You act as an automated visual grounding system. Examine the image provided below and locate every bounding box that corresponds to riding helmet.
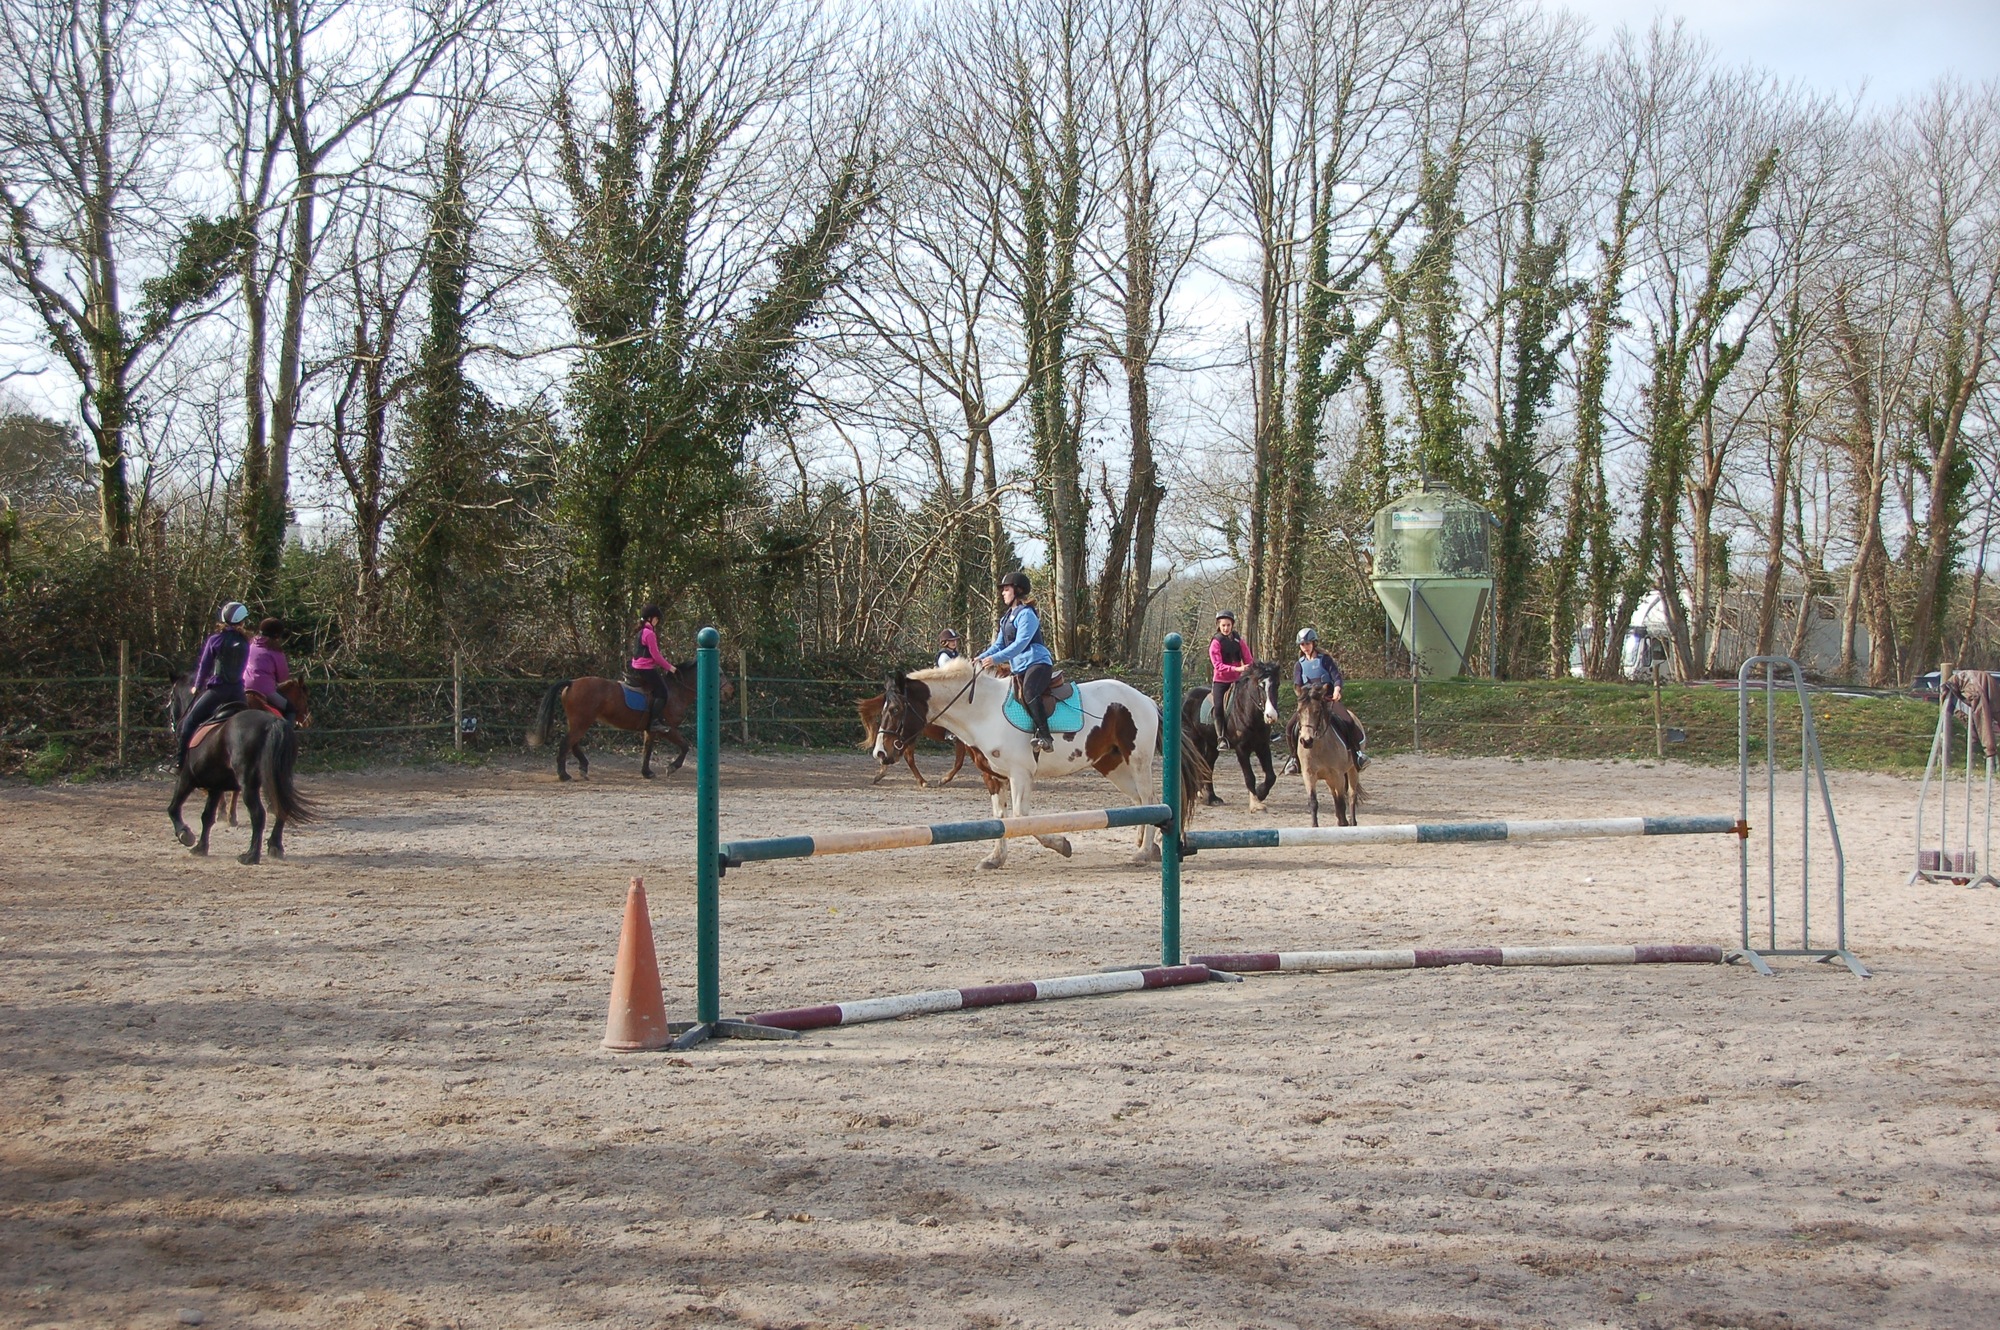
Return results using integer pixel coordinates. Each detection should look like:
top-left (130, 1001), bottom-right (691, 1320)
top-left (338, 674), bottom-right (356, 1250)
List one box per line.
top-left (1296, 627), bottom-right (1318, 644)
top-left (999, 570), bottom-right (1031, 595)
top-left (1215, 609), bottom-right (1236, 623)
top-left (219, 601), bottom-right (249, 626)
top-left (941, 628), bottom-right (959, 640)
top-left (640, 602), bottom-right (662, 622)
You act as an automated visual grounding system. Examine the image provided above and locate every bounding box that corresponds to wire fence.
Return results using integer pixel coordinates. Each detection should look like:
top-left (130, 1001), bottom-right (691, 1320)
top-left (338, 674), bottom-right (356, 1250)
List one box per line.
top-left (0, 650), bottom-right (1934, 776)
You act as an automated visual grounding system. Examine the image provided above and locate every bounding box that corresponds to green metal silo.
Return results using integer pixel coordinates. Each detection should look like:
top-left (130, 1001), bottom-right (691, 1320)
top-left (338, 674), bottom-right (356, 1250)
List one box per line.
top-left (1370, 483), bottom-right (1493, 678)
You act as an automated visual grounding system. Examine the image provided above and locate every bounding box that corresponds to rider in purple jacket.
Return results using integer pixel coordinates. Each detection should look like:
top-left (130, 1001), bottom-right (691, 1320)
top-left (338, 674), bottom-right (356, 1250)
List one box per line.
top-left (179, 602), bottom-right (252, 763)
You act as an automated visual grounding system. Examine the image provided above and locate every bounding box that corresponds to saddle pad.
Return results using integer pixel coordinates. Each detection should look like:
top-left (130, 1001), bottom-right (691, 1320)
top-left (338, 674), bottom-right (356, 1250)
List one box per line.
top-left (1198, 695), bottom-right (1215, 727)
top-left (621, 684), bottom-right (650, 713)
top-left (189, 720), bottom-right (227, 750)
top-left (1002, 689), bottom-right (1086, 735)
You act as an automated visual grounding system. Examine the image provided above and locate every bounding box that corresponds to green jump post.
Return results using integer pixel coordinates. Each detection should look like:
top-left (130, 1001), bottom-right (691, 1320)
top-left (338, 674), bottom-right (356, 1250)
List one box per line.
top-left (1161, 632), bottom-right (1184, 967)
top-left (695, 625), bottom-right (721, 1026)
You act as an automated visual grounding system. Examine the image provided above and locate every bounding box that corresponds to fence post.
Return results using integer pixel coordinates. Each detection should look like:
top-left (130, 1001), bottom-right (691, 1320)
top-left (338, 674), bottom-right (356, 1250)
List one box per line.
top-left (696, 626), bottom-right (721, 1026)
top-left (452, 650), bottom-right (464, 752)
top-left (1161, 632), bottom-right (1183, 967)
top-left (116, 640), bottom-right (129, 769)
top-left (738, 646), bottom-right (751, 744)
top-left (1652, 661), bottom-right (1664, 759)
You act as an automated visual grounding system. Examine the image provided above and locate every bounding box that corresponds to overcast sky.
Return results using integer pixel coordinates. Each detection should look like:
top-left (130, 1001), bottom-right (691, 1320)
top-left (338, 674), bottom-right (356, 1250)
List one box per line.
top-left (1557, 0), bottom-right (2000, 103)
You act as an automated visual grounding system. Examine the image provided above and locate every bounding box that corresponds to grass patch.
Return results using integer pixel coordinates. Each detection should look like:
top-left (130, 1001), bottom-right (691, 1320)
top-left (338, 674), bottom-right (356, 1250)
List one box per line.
top-left (1338, 677), bottom-right (1934, 772)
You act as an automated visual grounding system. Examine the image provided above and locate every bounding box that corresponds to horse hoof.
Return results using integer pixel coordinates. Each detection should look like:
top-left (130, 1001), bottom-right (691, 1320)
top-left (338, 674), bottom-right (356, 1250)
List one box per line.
top-left (188, 844), bottom-right (207, 857)
top-left (237, 851), bottom-right (259, 865)
top-left (1051, 837), bottom-right (1073, 859)
top-left (1204, 795), bottom-right (1224, 807)
top-left (174, 827), bottom-right (195, 847)
top-left (1248, 798), bottom-right (1265, 813)
top-left (978, 856), bottom-right (1003, 871)
top-left (641, 768), bottom-right (655, 780)
top-left (557, 772), bottom-right (571, 783)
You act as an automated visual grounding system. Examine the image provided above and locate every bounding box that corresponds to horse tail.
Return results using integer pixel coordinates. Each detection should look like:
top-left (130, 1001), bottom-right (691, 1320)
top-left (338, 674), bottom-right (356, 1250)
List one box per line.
top-left (1177, 737), bottom-right (1212, 829)
top-left (263, 717), bottom-right (316, 824)
top-left (531, 681), bottom-right (570, 748)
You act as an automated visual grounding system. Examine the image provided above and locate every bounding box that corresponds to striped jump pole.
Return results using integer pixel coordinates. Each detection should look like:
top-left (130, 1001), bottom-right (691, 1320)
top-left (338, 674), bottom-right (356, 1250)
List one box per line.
top-left (1189, 944), bottom-right (1726, 973)
top-left (750, 963), bottom-right (1214, 1033)
top-left (721, 805), bottom-right (1173, 869)
top-left (1184, 813), bottom-right (1745, 853)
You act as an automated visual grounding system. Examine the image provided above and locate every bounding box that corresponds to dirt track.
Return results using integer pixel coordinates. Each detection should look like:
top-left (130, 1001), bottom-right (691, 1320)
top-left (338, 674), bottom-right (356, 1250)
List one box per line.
top-left (3, 747), bottom-right (1997, 1329)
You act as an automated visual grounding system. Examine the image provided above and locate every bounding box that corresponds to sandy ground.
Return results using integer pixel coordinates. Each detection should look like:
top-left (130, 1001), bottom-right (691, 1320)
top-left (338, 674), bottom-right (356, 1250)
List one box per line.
top-left (2, 741), bottom-right (1997, 1330)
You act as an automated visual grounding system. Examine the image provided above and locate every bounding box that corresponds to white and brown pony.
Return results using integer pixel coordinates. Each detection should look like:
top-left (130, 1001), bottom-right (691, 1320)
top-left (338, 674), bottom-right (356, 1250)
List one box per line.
top-left (876, 658), bottom-right (1205, 869)
top-left (1292, 681), bottom-right (1361, 827)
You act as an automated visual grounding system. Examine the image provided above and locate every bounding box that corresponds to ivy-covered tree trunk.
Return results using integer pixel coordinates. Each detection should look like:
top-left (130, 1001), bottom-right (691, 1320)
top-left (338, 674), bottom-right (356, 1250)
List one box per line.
top-left (1486, 141), bottom-right (1579, 678)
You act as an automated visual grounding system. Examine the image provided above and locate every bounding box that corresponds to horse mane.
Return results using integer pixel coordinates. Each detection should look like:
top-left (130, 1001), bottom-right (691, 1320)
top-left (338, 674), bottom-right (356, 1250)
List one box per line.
top-left (909, 656), bottom-right (979, 684)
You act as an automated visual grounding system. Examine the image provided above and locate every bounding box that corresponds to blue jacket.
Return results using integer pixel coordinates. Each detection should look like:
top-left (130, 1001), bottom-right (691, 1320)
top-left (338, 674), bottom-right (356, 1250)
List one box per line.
top-left (981, 604), bottom-right (1053, 673)
top-left (1294, 652), bottom-right (1343, 690)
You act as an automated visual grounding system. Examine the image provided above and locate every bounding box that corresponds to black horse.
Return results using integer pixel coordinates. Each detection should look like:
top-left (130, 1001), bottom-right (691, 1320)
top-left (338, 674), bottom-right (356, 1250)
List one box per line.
top-left (166, 683), bottom-right (314, 862)
top-left (1181, 660), bottom-right (1282, 811)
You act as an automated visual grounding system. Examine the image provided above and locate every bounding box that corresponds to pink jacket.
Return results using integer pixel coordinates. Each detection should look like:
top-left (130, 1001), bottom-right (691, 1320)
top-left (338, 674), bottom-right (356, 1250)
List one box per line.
top-left (630, 623), bottom-right (675, 673)
top-left (243, 638), bottom-right (290, 699)
top-left (1209, 634), bottom-right (1254, 684)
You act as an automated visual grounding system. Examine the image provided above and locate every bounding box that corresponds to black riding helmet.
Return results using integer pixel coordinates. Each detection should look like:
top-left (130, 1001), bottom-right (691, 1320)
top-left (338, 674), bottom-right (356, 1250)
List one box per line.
top-left (999, 570), bottom-right (1031, 596)
top-left (640, 603), bottom-right (662, 623)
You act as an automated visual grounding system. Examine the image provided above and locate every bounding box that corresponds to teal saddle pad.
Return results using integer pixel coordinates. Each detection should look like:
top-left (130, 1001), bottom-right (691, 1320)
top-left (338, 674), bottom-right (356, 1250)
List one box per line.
top-left (1002, 689), bottom-right (1086, 735)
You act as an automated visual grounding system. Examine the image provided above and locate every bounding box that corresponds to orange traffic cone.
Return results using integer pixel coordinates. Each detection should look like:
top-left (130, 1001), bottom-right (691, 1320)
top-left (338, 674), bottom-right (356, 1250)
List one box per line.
top-left (602, 877), bottom-right (670, 1052)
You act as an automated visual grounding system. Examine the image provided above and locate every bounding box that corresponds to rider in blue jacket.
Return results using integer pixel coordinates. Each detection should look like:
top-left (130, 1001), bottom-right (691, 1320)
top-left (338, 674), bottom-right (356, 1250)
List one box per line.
top-left (978, 570), bottom-right (1056, 750)
top-left (1294, 627), bottom-right (1368, 769)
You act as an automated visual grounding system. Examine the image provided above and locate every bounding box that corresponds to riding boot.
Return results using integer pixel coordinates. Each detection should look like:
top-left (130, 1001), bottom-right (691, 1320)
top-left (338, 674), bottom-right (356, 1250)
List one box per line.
top-left (1029, 696), bottom-right (1054, 751)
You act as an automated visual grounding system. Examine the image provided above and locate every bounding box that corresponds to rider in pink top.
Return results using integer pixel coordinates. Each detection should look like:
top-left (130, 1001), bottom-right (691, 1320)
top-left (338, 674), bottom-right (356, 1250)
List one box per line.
top-left (243, 618), bottom-right (294, 716)
top-left (1209, 610), bottom-right (1255, 744)
top-left (625, 604), bottom-right (676, 730)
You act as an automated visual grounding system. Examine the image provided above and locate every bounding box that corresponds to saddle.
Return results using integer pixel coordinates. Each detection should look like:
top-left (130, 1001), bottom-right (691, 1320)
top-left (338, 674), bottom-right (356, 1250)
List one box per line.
top-left (621, 683), bottom-right (651, 714)
top-left (1010, 671), bottom-right (1073, 707)
top-left (187, 702), bottom-right (248, 752)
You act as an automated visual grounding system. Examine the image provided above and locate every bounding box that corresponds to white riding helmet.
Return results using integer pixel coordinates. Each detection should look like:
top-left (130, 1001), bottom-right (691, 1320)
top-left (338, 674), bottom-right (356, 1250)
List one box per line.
top-left (1296, 627), bottom-right (1318, 645)
top-left (219, 601), bottom-right (250, 626)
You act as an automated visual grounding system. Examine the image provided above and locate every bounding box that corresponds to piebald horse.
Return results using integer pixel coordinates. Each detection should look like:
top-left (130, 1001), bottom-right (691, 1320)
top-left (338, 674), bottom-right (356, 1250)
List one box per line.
top-left (877, 658), bottom-right (1206, 869)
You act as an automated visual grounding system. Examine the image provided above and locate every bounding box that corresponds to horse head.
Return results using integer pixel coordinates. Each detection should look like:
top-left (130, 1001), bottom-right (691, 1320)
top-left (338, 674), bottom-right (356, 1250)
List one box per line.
top-left (875, 673), bottom-right (912, 765)
top-left (279, 677), bottom-right (313, 729)
top-left (1296, 682), bottom-right (1328, 749)
top-left (1255, 661), bottom-right (1282, 724)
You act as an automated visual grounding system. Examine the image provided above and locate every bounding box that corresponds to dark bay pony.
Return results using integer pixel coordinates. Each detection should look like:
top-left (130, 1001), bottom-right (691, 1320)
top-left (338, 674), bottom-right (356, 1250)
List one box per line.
top-left (170, 675), bottom-right (313, 826)
top-left (857, 690), bottom-right (971, 787)
top-left (531, 666), bottom-right (733, 780)
top-left (1181, 660), bottom-right (1282, 811)
top-left (164, 684), bottom-right (315, 863)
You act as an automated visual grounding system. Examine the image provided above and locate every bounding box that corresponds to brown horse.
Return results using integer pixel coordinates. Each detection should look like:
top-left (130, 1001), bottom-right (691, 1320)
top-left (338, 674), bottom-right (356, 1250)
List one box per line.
top-left (531, 666), bottom-right (731, 780)
top-left (857, 691), bottom-right (972, 787)
top-left (1292, 681), bottom-right (1361, 827)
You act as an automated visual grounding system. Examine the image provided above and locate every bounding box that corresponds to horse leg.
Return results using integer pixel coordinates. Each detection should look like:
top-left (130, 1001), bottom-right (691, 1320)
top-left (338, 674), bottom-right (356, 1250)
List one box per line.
top-left (641, 731), bottom-right (655, 779)
top-left (1201, 730), bottom-right (1224, 806)
top-left (1104, 760), bottom-right (1157, 866)
top-left (238, 776), bottom-right (266, 865)
top-left (227, 790), bottom-right (239, 826)
top-left (663, 726), bottom-right (689, 772)
top-left (192, 788), bottom-right (222, 856)
top-left (1238, 743), bottom-right (1264, 813)
top-left (169, 770), bottom-right (198, 846)
top-left (1305, 767), bottom-right (1320, 828)
top-left (941, 739), bottom-right (965, 786)
top-left (979, 775), bottom-right (1016, 870)
top-left (555, 713), bottom-right (572, 781)
top-left (1254, 737), bottom-right (1277, 806)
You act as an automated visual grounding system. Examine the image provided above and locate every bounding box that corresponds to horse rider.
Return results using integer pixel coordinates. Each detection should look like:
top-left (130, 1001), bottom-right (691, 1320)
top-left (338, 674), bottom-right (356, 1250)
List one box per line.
top-left (1209, 610), bottom-right (1255, 746)
top-left (244, 618), bottom-right (295, 719)
top-left (626, 603), bottom-right (677, 732)
top-left (1294, 627), bottom-right (1368, 770)
top-left (936, 628), bottom-right (962, 669)
top-left (179, 601), bottom-right (252, 764)
top-left (977, 570), bottom-right (1056, 751)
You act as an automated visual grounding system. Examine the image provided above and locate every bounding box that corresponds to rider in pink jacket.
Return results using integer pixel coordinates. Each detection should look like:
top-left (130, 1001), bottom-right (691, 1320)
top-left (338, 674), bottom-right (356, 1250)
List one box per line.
top-left (1209, 610), bottom-right (1254, 744)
